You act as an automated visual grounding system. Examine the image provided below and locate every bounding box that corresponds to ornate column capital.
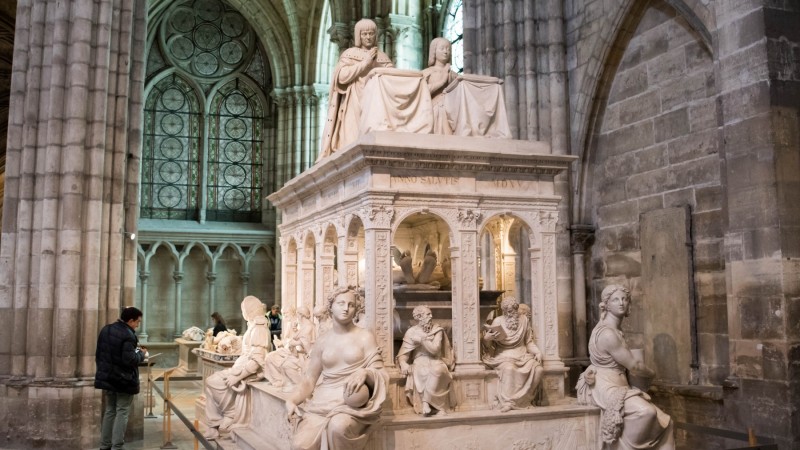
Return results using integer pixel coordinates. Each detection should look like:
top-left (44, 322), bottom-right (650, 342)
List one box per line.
top-left (360, 205), bottom-right (394, 229)
top-left (457, 208), bottom-right (482, 230)
top-left (172, 271), bottom-right (184, 283)
top-left (328, 22), bottom-right (352, 51)
top-left (569, 224), bottom-right (595, 254)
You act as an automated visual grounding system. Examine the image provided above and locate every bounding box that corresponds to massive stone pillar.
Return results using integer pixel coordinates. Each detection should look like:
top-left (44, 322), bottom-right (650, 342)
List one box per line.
top-left (463, 0), bottom-right (575, 359)
top-left (717, 2), bottom-right (800, 447)
top-left (0, 0), bottom-right (146, 447)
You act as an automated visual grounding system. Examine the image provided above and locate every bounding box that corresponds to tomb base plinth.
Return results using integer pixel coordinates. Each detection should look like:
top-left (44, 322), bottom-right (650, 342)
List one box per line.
top-left (232, 383), bottom-right (600, 450)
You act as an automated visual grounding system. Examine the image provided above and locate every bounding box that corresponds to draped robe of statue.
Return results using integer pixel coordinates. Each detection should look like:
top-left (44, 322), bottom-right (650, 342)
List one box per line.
top-left (292, 349), bottom-right (389, 450)
top-left (319, 47), bottom-right (393, 159)
top-left (422, 65), bottom-right (457, 135)
top-left (481, 315), bottom-right (542, 410)
top-left (397, 323), bottom-right (455, 414)
top-left (204, 315), bottom-right (269, 434)
top-left (576, 325), bottom-right (674, 449)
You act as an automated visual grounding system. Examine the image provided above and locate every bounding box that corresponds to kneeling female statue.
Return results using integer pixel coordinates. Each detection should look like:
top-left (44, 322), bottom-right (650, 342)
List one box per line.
top-left (576, 285), bottom-right (674, 449)
top-left (285, 286), bottom-right (389, 450)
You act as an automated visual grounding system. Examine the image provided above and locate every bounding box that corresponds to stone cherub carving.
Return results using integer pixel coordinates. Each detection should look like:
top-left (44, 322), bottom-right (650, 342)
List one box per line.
top-left (576, 285), bottom-right (674, 449)
top-left (285, 286), bottom-right (389, 450)
top-left (264, 305), bottom-right (316, 391)
top-left (318, 18), bottom-right (393, 160)
top-left (482, 297), bottom-right (543, 412)
top-left (204, 296), bottom-right (270, 439)
top-left (396, 305), bottom-right (455, 416)
top-left (422, 37), bottom-right (458, 135)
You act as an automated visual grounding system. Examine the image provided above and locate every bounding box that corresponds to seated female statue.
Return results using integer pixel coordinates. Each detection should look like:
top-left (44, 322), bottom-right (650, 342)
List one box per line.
top-left (285, 286), bottom-right (389, 450)
top-left (576, 285), bottom-right (674, 449)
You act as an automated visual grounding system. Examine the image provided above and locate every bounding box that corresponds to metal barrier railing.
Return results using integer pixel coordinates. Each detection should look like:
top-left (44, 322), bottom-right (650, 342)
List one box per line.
top-left (675, 422), bottom-right (778, 450)
top-left (151, 367), bottom-right (219, 450)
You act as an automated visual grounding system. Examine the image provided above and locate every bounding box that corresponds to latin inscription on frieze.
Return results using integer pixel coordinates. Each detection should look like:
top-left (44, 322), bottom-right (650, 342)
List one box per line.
top-left (394, 176), bottom-right (459, 185)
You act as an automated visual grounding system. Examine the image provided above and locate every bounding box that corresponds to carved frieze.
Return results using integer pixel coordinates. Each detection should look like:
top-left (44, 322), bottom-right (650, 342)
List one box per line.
top-left (541, 234), bottom-right (557, 357)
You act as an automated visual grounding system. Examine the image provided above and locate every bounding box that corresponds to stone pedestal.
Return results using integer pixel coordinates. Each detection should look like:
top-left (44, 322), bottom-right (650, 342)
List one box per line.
top-left (269, 131), bottom-right (576, 404)
top-left (174, 338), bottom-right (203, 376)
top-left (232, 383), bottom-right (601, 450)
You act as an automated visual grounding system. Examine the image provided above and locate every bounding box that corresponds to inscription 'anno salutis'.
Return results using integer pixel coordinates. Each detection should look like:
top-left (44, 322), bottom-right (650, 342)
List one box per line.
top-left (396, 176), bottom-right (458, 185)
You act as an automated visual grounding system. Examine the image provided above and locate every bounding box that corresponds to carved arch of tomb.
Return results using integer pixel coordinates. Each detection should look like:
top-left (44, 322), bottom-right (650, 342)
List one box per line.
top-left (299, 231), bottom-right (317, 310)
top-left (284, 238), bottom-right (299, 311)
top-left (572, 0), bottom-right (715, 224)
top-left (392, 207), bottom-right (458, 244)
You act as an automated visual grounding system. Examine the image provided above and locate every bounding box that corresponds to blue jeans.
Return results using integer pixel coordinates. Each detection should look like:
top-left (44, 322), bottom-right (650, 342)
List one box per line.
top-left (99, 390), bottom-right (134, 450)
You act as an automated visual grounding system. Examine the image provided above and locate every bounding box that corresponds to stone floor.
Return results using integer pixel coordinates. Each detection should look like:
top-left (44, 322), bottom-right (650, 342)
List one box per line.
top-left (126, 377), bottom-right (234, 450)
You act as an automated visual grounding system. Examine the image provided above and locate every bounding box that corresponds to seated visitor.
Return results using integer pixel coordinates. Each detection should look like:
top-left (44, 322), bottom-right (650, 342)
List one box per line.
top-left (211, 311), bottom-right (227, 337)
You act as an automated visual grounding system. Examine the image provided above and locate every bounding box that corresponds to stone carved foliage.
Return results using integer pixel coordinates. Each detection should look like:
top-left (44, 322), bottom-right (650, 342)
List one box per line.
top-left (360, 205), bottom-right (394, 229)
top-left (542, 234), bottom-right (557, 356)
top-left (569, 224), bottom-right (595, 254)
top-left (460, 232), bottom-right (479, 359)
top-left (373, 231), bottom-right (392, 359)
top-left (457, 209), bottom-right (482, 230)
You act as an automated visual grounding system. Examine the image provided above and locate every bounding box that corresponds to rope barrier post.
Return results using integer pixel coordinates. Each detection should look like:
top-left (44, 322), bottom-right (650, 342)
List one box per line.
top-left (145, 354), bottom-right (160, 419)
top-left (194, 419), bottom-right (200, 450)
top-left (160, 367), bottom-right (178, 449)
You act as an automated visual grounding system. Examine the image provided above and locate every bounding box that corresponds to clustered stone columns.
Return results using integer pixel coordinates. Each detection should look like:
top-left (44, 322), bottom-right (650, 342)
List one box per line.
top-left (0, 0), bottom-right (146, 447)
top-left (272, 86), bottom-right (323, 189)
top-left (569, 225), bottom-right (594, 360)
top-left (463, 0), bottom-right (575, 361)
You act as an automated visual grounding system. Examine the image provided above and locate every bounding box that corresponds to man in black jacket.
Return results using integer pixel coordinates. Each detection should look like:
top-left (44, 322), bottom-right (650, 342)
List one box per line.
top-left (95, 307), bottom-right (148, 450)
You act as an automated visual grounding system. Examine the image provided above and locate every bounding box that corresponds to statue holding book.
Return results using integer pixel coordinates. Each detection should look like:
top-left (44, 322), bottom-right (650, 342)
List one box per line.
top-left (481, 297), bottom-right (543, 412)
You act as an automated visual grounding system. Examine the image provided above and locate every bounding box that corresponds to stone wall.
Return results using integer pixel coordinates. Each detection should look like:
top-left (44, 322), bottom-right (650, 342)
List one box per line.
top-left (562, 0), bottom-right (800, 447)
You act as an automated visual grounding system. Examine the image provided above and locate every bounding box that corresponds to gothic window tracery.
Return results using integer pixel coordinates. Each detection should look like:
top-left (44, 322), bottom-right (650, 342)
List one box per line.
top-left (142, 0), bottom-right (272, 223)
top-left (443, 0), bottom-right (463, 73)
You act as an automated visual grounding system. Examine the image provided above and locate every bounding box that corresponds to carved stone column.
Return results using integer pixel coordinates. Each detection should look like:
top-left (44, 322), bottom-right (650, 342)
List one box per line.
top-left (388, 14), bottom-right (423, 70)
top-left (172, 271), bottom-right (184, 337)
top-left (138, 271), bottom-right (150, 342)
top-left (299, 243), bottom-right (316, 311)
top-left (451, 209), bottom-right (483, 370)
top-left (318, 235), bottom-right (336, 308)
top-left (281, 236), bottom-right (298, 312)
top-left (360, 205), bottom-right (394, 366)
top-left (240, 272), bottom-right (250, 300)
top-left (570, 225), bottom-right (594, 359)
top-left (207, 272), bottom-right (218, 318)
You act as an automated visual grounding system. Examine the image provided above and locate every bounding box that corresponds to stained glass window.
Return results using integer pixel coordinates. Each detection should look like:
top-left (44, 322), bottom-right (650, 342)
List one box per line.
top-left (143, 0), bottom-right (270, 223)
top-left (142, 74), bottom-right (202, 220)
top-left (443, 0), bottom-right (463, 73)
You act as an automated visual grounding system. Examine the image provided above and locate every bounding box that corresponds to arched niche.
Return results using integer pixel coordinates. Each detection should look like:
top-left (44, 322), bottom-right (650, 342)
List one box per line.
top-left (284, 238), bottom-right (298, 312)
top-left (391, 212), bottom-right (453, 354)
top-left (299, 232), bottom-right (317, 311)
top-left (320, 224), bottom-right (338, 305)
top-left (345, 216), bottom-right (365, 288)
top-left (479, 214), bottom-right (534, 322)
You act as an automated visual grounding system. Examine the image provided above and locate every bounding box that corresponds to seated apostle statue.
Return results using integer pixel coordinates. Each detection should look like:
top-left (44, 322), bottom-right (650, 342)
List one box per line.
top-left (576, 285), bottom-right (674, 449)
top-left (264, 305), bottom-right (316, 391)
top-left (396, 305), bottom-right (455, 416)
top-left (481, 296), bottom-right (543, 412)
top-left (285, 286), bottom-right (389, 450)
top-left (203, 296), bottom-right (270, 439)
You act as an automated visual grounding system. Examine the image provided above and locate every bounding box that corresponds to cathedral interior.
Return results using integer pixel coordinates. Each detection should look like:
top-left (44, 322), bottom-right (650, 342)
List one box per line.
top-left (0, 0), bottom-right (798, 448)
